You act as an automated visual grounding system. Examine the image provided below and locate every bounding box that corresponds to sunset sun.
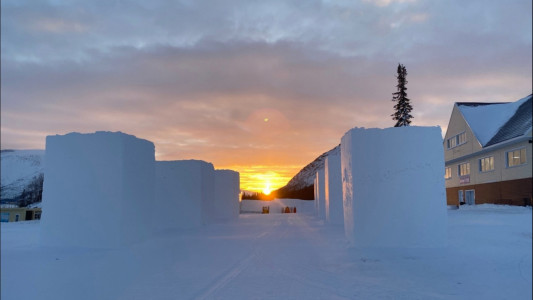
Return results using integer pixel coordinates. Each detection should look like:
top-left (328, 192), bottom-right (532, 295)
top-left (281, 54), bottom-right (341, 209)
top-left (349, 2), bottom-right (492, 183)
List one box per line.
top-left (262, 183), bottom-right (272, 195)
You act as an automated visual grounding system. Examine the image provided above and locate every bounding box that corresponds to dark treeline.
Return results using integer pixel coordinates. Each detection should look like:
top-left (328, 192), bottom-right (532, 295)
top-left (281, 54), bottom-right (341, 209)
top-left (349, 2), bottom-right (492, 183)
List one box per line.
top-left (274, 185), bottom-right (314, 200)
top-left (18, 174), bottom-right (44, 207)
top-left (241, 184), bottom-right (315, 201)
top-left (241, 191), bottom-right (275, 201)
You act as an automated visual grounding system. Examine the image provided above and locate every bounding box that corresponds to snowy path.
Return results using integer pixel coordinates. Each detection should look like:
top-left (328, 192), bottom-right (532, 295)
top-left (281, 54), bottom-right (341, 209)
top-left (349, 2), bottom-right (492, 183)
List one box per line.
top-left (1, 206), bottom-right (532, 300)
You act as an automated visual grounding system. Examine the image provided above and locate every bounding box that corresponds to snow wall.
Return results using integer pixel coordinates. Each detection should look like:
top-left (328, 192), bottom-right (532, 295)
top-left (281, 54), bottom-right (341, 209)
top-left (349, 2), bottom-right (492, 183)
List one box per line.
top-left (214, 169), bottom-right (240, 221)
top-left (316, 169), bottom-right (326, 220)
top-left (154, 160), bottom-right (214, 231)
top-left (314, 175), bottom-right (319, 214)
top-left (41, 131), bottom-right (155, 248)
top-left (325, 153), bottom-right (344, 225)
top-left (341, 126), bottom-right (447, 247)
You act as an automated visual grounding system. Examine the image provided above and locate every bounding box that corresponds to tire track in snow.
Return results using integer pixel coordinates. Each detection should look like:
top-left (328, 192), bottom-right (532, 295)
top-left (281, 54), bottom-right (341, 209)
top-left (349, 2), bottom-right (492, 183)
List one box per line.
top-left (194, 252), bottom-right (257, 300)
top-left (194, 217), bottom-right (283, 299)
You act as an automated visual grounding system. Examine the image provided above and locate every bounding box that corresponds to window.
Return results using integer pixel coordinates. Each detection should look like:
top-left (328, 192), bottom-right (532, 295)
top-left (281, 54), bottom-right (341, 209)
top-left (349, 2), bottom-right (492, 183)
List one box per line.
top-left (447, 132), bottom-right (467, 149)
top-left (507, 148), bottom-right (527, 167)
top-left (458, 162), bottom-right (470, 176)
top-left (1, 213), bottom-right (9, 223)
top-left (445, 167), bottom-right (452, 179)
top-left (479, 156), bottom-right (494, 172)
top-left (458, 132), bottom-right (466, 145)
top-left (447, 137), bottom-right (456, 149)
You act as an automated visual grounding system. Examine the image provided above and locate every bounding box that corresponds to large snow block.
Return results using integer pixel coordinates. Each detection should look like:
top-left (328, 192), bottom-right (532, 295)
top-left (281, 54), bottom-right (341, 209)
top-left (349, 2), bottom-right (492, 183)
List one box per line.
top-left (314, 174), bottom-right (319, 214)
top-left (316, 169), bottom-right (326, 220)
top-left (41, 131), bottom-right (155, 248)
top-left (325, 153), bottom-right (344, 225)
top-left (154, 161), bottom-right (208, 230)
top-left (155, 160), bottom-right (215, 230)
top-left (214, 170), bottom-right (240, 221)
top-left (341, 127), bottom-right (447, 247)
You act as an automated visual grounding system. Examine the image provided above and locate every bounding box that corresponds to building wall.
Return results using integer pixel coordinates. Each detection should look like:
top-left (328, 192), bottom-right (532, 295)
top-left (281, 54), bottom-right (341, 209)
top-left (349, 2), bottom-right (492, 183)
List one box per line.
top-left (0, 208), bottom-right (42, 222)
top-left (445, 139), bottom-right (532, 188)
top-left (443, 103), bottom-right (532, 206)
top-left (0, 208), bottom-right (27, 222)
top-left (446, 178), bottom-right (532, 206)
top-left (443, 105), bottom-right (481, 162)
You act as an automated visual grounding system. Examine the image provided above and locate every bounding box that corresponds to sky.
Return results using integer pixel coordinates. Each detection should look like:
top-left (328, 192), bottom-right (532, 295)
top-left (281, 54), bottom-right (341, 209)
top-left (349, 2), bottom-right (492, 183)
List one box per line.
top-left (1, 0), bottom-right (532, 192)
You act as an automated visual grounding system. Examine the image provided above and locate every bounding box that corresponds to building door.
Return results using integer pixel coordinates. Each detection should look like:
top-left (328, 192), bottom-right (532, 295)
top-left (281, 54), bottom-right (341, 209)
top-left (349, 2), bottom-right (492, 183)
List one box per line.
top-left (465, 190), bottom-right (475, 205)
top-left (458, 190), bottom-right (464, 205)
top-left (15, 214), bottom-right (20, 222)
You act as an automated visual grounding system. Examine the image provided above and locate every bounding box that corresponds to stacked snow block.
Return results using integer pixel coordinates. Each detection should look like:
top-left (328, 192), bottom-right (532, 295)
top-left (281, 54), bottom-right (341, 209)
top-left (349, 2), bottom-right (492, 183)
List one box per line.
top-left (325, 153), bottom-right (344, 225)
top-left (315, 168), bottom-right (326, 220)
top-left (341, 126), bottom-right (447, 247)
top-left (41, 132), bottom-right (155, 248)
top-left (214, 169), bottom-right (240, 221)
top-left (314, 175), bottom-right (319, 214)
top-left (155, 160), bottom-right (215, 231)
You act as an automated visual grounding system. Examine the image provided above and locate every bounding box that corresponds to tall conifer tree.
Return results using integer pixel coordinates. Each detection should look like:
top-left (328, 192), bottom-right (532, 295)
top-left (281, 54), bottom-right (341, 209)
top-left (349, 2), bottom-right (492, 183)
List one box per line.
top-left (391, 63), bottom-right (413, 127)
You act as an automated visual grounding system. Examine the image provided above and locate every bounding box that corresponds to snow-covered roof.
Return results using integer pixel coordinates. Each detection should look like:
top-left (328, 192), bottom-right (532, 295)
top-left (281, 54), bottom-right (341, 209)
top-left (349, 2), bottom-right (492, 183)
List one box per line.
top-left (457, 94), bottom-right (532, 147)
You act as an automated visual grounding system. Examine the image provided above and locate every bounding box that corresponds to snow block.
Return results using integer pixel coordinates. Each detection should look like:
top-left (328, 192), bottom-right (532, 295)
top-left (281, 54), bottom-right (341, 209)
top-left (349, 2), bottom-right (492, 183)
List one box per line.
top-left (214, 169), bottom-right (240, 221)
top-left (41, 131), bottom-right (155, 248)
top-left (316, 168), bottom-right (326, 220)
top-left (155, 160), bottom-right (215, 230)
top-left (325, 153), bottom-right (344, 225)
top-left (154, 161), bottom-right (207, 230)
top-left (341, 127), bottom-right (447, 247)
top-left (314, 174), bottom-right (319, 214)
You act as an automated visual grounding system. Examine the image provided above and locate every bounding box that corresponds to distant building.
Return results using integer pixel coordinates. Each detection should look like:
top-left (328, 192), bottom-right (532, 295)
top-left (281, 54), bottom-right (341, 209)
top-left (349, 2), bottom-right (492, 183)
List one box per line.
top-left (443, 94), bottom-right (532, 206)
top-left (0, 207), bottom-right (42, 222)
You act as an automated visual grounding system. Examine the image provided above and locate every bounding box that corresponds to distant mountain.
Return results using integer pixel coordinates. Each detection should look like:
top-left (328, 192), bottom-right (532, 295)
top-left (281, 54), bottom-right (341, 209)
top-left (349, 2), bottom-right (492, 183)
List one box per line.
top-left (274, 145), bottom-right (340, 200)
top-left (1, 150), bottom-right (45, 201)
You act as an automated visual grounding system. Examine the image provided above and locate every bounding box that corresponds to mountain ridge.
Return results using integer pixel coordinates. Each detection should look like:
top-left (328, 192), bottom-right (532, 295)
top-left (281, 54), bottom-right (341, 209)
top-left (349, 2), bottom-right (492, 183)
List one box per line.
top-left (274, 145), bottom-right (339, 200)
top-left (1, 149), bottom-right (45, 201)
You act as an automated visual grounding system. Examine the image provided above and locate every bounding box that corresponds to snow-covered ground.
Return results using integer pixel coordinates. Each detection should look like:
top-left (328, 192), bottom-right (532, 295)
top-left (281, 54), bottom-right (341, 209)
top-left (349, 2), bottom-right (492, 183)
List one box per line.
top-left (1, 204), bottom-right (531, 300)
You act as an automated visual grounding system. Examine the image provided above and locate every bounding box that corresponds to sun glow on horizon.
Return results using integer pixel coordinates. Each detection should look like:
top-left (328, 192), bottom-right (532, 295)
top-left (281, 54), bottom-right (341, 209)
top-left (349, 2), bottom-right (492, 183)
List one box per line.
top-left (219, 164), bottom-right (301, 193)
top-left (263, 182), bottom-right (272, 195)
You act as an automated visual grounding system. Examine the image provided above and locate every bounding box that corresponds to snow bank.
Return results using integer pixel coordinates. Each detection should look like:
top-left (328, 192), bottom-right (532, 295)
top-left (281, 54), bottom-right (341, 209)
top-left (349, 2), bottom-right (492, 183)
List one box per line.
top-left (41, 131), bottom-right (155, 248)
top-left (341, 126), bottom-right (447, 247)
top-left (315, 169), bottom-right (326, 219)
top-left (325, 152), bottom-right (343, 225)
top-left (214, 169), bottom-right (240, 221)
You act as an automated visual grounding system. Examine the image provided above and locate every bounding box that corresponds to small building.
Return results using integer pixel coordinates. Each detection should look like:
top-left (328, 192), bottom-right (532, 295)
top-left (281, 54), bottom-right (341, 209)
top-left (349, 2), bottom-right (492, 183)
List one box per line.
top-left (1, 207), bottom-right (42, 222)
top-left (443, 94), bottom-right (532, 206)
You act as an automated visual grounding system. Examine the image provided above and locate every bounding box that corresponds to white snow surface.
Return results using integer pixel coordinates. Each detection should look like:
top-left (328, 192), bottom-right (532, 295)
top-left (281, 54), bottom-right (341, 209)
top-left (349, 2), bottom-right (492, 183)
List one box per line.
top-left (1, 204), bottom-right (531, 300)
top-left (458, 95), bottom-right (529, 146)
top-left (341, 126), bottom-right (447, 247)
top-left (0, 150), bottom-right (44, 199)
top-left (155, 160), bottom-right (214, 231)
top-left (325, 152), bottom-right (344, 225)
top-left (41, 132), bottom-right (156, 248)
top-left (214, 169), bottom-right (240, 221)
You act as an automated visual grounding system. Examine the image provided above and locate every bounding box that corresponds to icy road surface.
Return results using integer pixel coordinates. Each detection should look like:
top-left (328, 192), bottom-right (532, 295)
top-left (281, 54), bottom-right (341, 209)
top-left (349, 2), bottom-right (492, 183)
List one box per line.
top-left (1, 205), bottom-right (532, 299)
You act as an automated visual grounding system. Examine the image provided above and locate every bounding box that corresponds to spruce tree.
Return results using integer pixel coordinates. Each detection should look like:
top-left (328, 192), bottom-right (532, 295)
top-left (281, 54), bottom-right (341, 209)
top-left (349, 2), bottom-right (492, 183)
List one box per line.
top-left (391, 63), bottom-right (413, 127)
